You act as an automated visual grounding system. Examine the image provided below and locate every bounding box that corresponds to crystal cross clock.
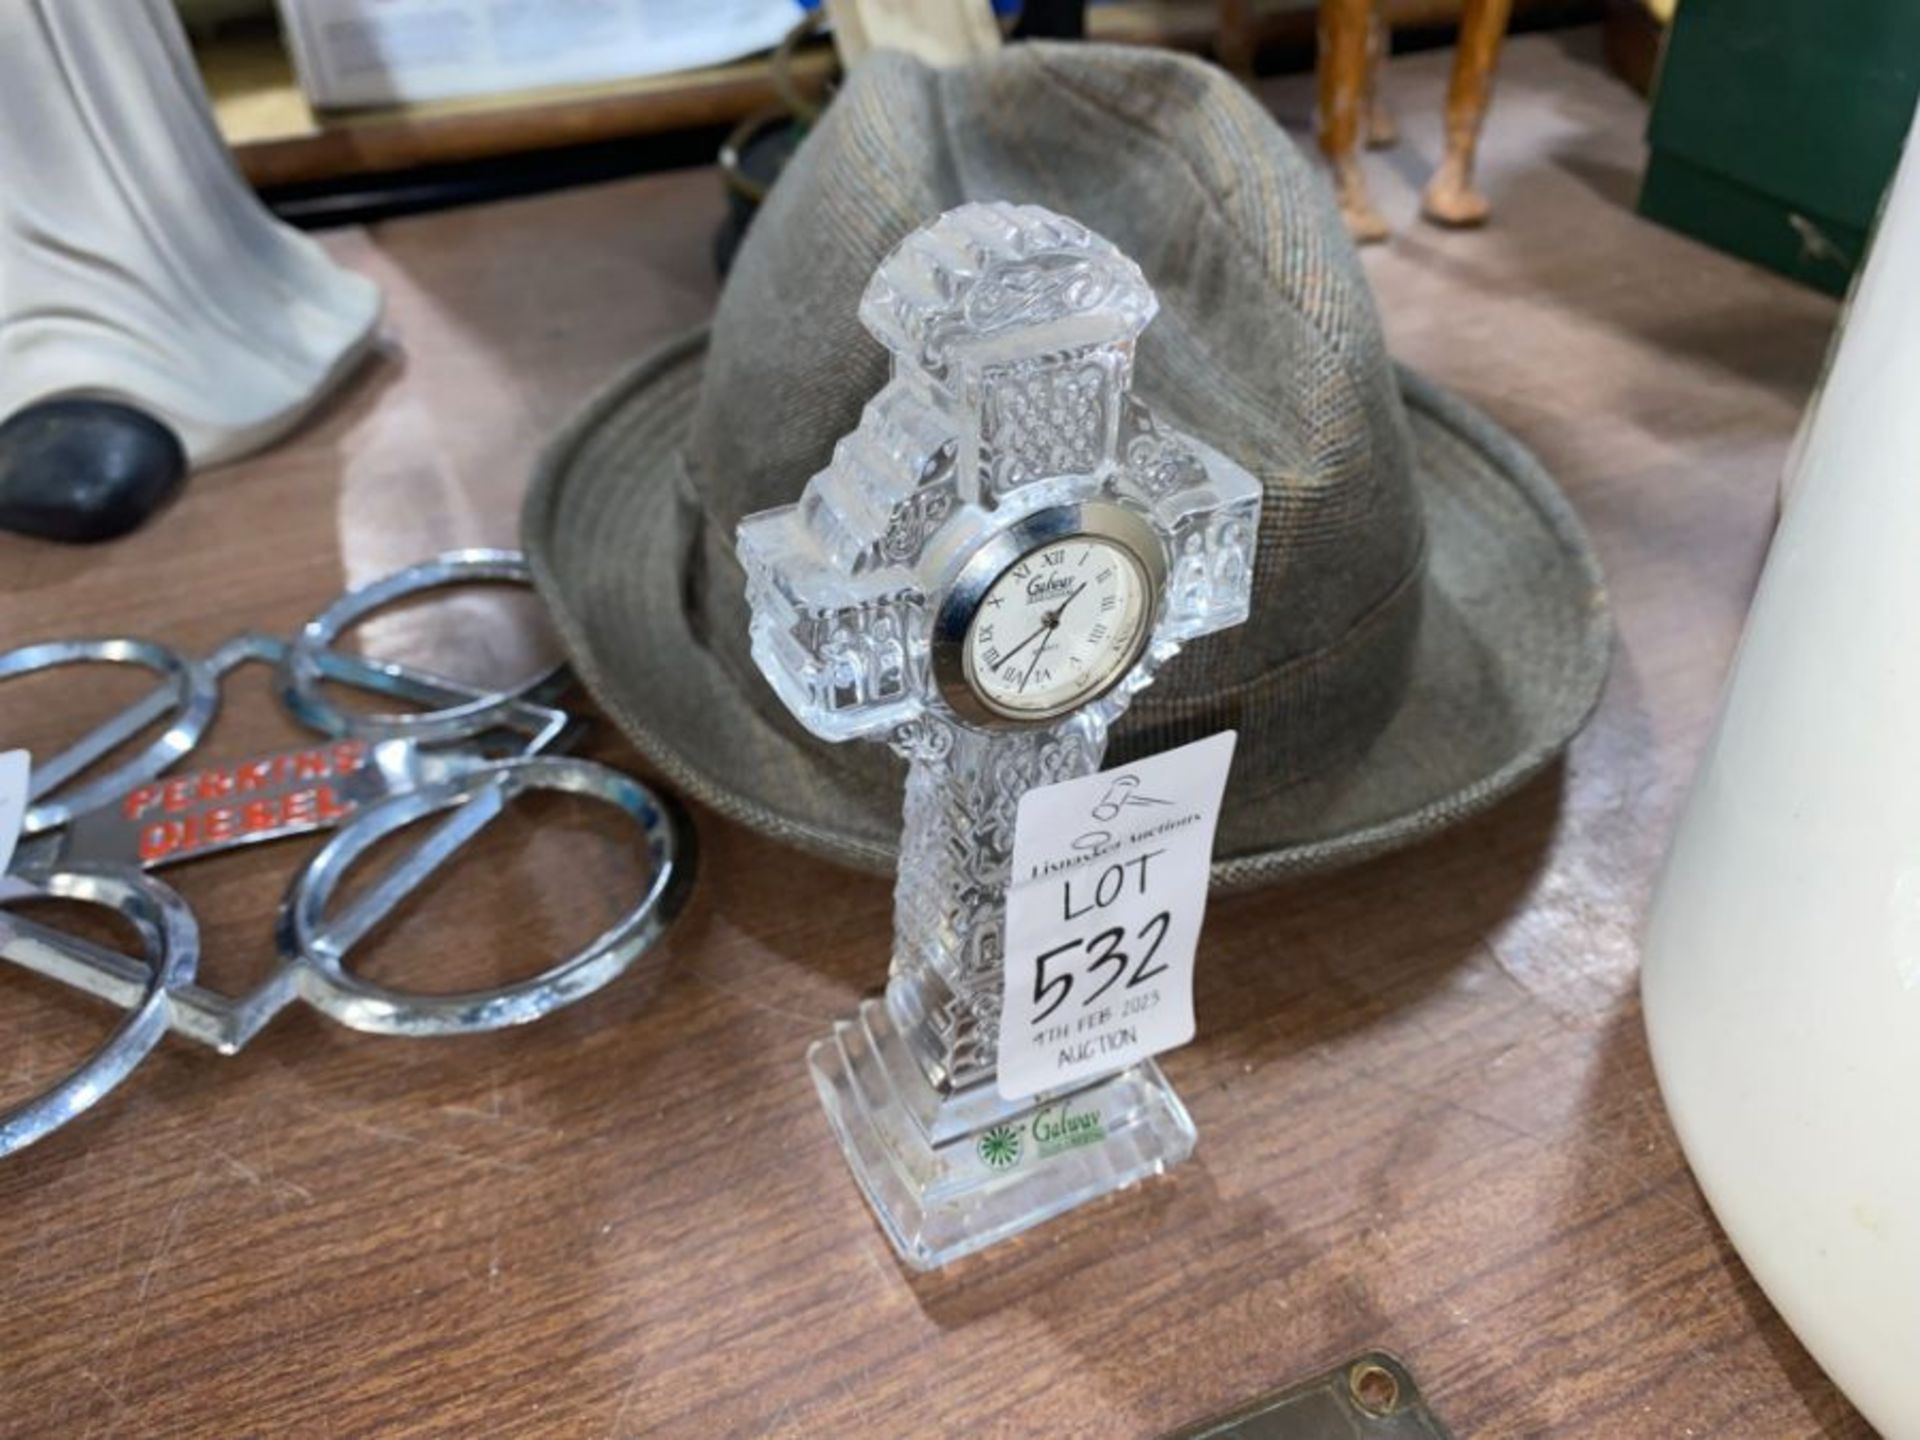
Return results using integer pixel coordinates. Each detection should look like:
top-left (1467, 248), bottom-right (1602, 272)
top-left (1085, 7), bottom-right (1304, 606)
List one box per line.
top-left (740, 202), bottom-right (1260, 1268)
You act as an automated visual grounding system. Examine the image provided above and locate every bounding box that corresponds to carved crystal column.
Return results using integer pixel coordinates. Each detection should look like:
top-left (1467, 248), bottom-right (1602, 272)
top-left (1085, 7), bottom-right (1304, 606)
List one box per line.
top-left (741, 203), bottom-right (1258, 1267)
top-left (888, 714), bottom-right (1105, 1096)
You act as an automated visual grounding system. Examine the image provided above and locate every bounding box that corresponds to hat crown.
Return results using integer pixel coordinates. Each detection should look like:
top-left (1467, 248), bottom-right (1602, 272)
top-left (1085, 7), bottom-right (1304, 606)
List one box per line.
top-left (687, 42), bottom-right (1425, 789)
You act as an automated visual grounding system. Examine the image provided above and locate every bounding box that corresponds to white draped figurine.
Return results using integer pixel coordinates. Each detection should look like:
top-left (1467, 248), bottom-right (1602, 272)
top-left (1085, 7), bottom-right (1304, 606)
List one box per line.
top-left (0, 0), bottom-right (379, 468)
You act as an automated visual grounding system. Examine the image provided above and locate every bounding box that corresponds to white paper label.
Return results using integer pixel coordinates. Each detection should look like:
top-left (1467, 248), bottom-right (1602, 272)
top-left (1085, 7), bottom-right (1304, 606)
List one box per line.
top-left (0, 750), bottom-right (27, 883)
top-left (280, 0), bottom-right (801, 107)
top-left (997, 731), bottom-right (1237, 1102)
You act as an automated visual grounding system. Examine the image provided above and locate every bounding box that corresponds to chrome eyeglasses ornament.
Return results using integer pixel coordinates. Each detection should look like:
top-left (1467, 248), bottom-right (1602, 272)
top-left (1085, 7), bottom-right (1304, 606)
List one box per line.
top-left (0, 551), bottom-right (692, 1158)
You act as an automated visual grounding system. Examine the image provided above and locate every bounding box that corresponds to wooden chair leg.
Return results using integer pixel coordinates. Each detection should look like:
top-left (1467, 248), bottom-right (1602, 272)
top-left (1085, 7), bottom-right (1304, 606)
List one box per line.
top-left (1318, 0), bottom-right (1389, 242)
top-left (1218, 0), bottom-right (1257, 78)
top-left (1364, 3), bottom-right (1396, 148)
top-left (1421, 0), bottom-right (1514, 227)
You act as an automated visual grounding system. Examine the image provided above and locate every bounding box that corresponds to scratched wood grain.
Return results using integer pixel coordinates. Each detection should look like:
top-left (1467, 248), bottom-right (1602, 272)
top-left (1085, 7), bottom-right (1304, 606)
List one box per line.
top-left (0, 34), bottom-right (1868, 1439)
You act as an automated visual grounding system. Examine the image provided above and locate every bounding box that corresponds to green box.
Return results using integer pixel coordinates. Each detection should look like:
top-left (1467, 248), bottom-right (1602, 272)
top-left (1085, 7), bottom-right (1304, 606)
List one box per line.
top-left (1639, 0), bottom-right (1920, 295)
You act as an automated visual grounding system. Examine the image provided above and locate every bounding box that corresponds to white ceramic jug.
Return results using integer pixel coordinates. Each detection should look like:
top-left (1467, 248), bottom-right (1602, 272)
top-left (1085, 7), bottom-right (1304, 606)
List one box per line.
top-left (1642, 105), bottom-right (1920, 1436)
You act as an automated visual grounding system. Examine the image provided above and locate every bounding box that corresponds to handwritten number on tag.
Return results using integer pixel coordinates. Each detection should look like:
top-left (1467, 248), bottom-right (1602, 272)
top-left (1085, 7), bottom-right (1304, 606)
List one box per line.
top-left (1131, 911), bottom-right (1171, 983)
top-left (1031, 910), bottom-right (1173, 1023)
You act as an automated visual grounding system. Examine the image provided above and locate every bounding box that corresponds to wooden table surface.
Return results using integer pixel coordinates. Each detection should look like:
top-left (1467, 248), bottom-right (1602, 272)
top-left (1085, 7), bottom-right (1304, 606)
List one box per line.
top-left (0, 34), bottom-right (1866, 1439)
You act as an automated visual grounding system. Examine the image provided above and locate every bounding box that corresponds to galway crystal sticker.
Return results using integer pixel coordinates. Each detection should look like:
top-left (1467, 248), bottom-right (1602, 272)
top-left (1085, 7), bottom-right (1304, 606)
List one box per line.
top-left (952, 1091), bottom-right (1138, 1183)
top-left (999, 731), bottom-right (1237, 1102)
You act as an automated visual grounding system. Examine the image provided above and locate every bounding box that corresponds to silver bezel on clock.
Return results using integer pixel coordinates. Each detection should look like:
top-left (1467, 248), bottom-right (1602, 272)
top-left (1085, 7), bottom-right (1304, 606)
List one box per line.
top-left (932, 500), bottom-right (1167, 728)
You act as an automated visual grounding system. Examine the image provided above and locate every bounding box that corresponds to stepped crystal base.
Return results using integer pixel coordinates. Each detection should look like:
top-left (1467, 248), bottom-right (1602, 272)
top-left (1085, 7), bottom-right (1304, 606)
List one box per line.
top-left (808, 996), bottom-right (1197, 1270)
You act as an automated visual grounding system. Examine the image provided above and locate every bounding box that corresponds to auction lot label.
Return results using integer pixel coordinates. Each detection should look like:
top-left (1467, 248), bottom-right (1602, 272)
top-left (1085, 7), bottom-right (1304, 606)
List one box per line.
top-left (998, 731), bottom-right (1236, 1102)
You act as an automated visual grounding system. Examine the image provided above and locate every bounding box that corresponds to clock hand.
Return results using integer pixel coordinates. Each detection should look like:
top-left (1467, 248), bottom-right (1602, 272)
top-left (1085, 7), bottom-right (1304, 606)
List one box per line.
top-left (1051, 581), bottom-right (1090, 620)
top-left (1021, 626), bottom-right (1055, 692)
top-left (996, 618), bottom-right (1051, 668)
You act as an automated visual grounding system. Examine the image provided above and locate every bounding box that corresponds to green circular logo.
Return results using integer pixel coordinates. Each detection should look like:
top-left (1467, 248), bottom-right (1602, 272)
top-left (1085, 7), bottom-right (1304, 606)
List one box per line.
top-left (978, 1124), bottom-right (1023, 1169)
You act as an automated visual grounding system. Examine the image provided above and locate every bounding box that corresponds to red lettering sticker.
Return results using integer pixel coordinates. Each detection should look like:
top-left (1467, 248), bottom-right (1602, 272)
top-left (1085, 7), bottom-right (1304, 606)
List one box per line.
top-left (140, 820), bottom-right (183, 863)
top-left (202, 805), bottom-right (239, 844)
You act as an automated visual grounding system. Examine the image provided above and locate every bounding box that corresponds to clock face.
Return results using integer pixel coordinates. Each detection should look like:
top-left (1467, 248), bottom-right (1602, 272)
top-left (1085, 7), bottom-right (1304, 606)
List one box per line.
top-left (961, 535), bottom-right (1153, 720)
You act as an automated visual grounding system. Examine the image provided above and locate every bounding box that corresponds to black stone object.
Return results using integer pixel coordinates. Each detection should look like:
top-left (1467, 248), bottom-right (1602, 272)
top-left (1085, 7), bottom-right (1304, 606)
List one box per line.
top-left (0, 398), bottom-right (187, 543)
top-left (1012, 0), bottom-right (1087, 39)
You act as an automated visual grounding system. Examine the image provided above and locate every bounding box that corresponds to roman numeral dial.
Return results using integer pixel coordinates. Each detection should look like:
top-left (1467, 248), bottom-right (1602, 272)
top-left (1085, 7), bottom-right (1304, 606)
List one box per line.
top-left (960, 533), bottom-right (1151, 720)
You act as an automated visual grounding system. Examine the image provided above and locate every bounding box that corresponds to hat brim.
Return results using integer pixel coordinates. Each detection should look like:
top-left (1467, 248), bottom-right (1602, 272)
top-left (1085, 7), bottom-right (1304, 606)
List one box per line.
top-left (524, 329), bottom-right (1609, 893)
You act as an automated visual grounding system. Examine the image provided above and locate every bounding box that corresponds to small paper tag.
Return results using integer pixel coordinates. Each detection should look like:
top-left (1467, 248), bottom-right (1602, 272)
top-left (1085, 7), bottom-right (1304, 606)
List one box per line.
top-left (0, 750), bottom-right (28, 883)
top-left (998, 731), bottom-right (1237, 1102)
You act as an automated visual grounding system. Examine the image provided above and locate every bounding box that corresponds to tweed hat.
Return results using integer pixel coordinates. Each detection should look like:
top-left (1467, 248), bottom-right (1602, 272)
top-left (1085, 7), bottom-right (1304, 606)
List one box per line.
top-left (523, 42), bottom-right (1610, 891)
